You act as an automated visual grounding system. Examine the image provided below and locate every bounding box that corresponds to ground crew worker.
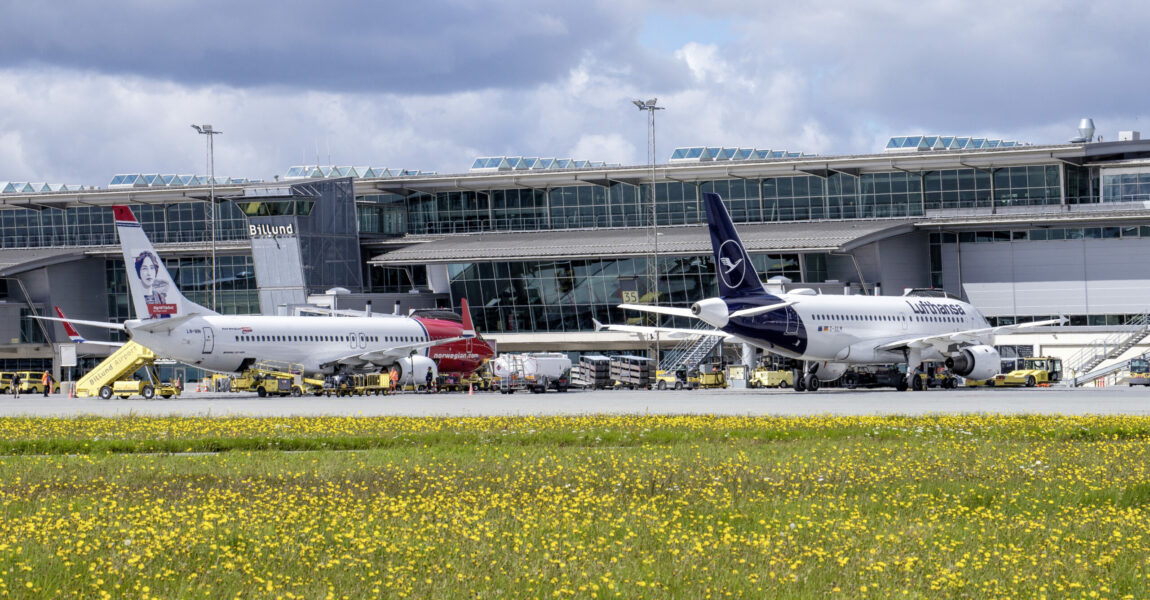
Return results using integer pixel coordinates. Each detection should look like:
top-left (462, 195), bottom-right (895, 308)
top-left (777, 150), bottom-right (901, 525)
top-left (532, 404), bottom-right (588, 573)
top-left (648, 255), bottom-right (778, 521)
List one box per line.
top-left (41, 371), bottom-right (51, 396)
top-left (10, 372), bottom-right (20, 398)
top-left (425, 366), bottom-right (434, 393)
top-left (389, 368), bottom-right (398, 393)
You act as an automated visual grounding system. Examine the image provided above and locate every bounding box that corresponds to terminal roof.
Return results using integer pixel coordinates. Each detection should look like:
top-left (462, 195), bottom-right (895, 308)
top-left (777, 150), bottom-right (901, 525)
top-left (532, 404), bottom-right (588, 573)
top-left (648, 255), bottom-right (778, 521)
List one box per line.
top-left (368, 219), bottom-right (916, 265)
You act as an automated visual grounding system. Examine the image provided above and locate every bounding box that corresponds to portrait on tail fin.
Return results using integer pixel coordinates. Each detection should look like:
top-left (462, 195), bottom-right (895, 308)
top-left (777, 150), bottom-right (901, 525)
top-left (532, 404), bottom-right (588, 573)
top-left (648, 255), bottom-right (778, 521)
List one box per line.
top-left (133, 250), bottom-right (174, 318)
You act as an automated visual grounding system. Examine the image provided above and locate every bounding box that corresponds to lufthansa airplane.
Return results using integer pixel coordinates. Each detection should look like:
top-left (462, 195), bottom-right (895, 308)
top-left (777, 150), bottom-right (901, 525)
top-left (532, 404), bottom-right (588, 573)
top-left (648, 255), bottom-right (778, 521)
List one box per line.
top-left (42, 205), bottom-right (493, 380)
top-left (613, 193), bottom-right (1062, 391)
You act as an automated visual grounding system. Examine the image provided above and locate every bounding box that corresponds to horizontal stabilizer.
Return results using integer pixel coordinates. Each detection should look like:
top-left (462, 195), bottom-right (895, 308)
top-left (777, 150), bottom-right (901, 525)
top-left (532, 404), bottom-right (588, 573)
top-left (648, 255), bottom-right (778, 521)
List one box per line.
top-left (617, 303), bottom-right (696, 318)
top-left (32, 315), bottom-right (127, 331)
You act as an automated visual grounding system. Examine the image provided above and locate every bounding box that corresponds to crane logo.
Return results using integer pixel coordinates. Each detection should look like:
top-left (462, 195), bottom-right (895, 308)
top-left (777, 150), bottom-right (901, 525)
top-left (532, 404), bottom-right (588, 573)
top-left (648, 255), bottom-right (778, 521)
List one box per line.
top-left (718, 239), bottom-right (747, 289)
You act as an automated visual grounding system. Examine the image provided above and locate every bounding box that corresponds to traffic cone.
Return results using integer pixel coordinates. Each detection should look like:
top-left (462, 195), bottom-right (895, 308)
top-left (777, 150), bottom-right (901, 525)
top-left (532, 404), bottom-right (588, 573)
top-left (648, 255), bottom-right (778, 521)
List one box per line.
top-left (469, 383), bottom-right (474, 396)
top-left (68, 383), bottom-right (74, 399)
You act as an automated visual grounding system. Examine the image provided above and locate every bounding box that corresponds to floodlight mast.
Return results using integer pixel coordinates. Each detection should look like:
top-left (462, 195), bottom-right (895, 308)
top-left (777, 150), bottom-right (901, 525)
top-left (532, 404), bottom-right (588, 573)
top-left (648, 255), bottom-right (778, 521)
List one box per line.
top-left (191, 124), bottom-right (222, 312)
top-left (633, 98), bottom-right (665, 364)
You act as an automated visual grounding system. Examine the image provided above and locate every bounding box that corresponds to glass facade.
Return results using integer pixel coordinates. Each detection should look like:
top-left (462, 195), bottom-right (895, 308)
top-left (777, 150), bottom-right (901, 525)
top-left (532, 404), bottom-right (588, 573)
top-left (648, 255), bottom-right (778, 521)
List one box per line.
top-left (375, 168), bottom-right (1067, 237)
top-left (447, 253), bottom-right (811, 334)
top-left (1102, 168), bottom-right (1150, 203)
top-left (0, 202), bottom-right (249, 249)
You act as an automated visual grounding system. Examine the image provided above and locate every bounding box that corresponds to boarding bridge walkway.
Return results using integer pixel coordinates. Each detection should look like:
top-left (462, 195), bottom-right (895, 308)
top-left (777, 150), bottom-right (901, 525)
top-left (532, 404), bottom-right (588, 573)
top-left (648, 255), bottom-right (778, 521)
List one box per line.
top-left (75, 341), bottom-right (156, 397)
top-left (1062, 313), bottom-right (1150, 384)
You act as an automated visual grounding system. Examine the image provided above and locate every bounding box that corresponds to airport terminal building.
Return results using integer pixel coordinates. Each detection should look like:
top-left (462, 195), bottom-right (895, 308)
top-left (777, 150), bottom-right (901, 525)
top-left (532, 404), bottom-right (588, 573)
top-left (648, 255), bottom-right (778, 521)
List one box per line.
top-left (4, 129), bottom-right (1150, 379)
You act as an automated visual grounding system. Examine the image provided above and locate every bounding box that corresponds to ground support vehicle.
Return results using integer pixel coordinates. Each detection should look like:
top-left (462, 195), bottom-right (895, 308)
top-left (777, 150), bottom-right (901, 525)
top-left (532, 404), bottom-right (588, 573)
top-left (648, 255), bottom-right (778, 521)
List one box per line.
top-left (232, 370), bottom-right (296, 397)
top-left (654, 368), bottom-right (698, 390)
top-left (324, 370), bottom-right (391, 395)
top-left (462, 371), bottom-right (492, 392)
top-left (231, 361), bottom-right (324, 397)
top-left (691, 363), bottom-right (728, 389)
top-left (436, 372), bottom-right (485, 392)
top-left (841, 366), bottom-right (909, 390)
top-left (493, 353), bottom-right (572, 393)
top-left (992, 357), bottom-right (1063, 387)
top-left (73, 342), bottom-right (161, 398)
top-left (911, 362), bottom-right (957, 390)
top-left (2, 371), bottom-right (62, 395)
top-left (747, 368), bottom-right (793, 389)
top-left (609, 355), bottom-right (654, 390)
top-left (1128, 357), bottom-right (1150, 386)
top-left (101, 378), bottom-right (181, 400)
top-left (320, 373), bottom-right (387, 396)
top-left (696, 370), bottom-right (727, 389)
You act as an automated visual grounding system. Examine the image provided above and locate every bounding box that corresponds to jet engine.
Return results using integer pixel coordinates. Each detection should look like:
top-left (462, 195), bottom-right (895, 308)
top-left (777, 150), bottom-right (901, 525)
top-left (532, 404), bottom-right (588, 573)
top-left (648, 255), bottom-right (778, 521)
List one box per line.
top-left (393, 355), bottom-right (438, 387)
top-left (691, 298), bottom-right (729, 327)
top-left (945, 345), bottom-right (1000, 381)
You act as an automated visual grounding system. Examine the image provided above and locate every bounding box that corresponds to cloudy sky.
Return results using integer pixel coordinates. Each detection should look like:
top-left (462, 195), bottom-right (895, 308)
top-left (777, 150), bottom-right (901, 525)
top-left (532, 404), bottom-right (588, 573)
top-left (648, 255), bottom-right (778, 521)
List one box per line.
top-left (1, 1), bottom-right (1146, 186)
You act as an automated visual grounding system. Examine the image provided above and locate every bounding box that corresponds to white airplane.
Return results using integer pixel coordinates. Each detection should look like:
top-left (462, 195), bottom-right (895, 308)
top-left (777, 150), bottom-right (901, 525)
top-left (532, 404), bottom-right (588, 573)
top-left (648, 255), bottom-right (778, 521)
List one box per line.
top-left (40, 205), bottom-right (483, 380)
top-left (611, 192), bottom-right (1063, 391)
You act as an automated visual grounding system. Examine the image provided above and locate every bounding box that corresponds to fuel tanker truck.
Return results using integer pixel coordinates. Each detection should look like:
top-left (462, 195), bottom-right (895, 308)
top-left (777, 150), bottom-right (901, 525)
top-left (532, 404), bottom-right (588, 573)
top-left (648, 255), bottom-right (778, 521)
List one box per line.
top-left (490, 352), bottom-right (572, 393)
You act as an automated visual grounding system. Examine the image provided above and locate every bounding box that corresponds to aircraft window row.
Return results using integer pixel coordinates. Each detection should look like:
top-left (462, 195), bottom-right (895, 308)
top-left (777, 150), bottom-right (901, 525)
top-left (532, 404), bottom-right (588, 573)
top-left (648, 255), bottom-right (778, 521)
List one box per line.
top-left (232, 334), bottom-right (422, 343)
top-left (814, 314), bottom-right (907, 322)
top-left (913, 316), bottom-right (963, 323)
top-left (813, 314), bottom-right (966, 323)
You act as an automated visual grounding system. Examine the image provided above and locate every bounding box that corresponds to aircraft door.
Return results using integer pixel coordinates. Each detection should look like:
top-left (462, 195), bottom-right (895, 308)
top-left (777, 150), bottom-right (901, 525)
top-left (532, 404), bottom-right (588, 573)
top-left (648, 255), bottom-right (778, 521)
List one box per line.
top-left (348, 332), bottom-right (356, 350)
top-left (202, 327), bottom-right (215, 354)
top-left (358, 333), bottom-right (367, 349)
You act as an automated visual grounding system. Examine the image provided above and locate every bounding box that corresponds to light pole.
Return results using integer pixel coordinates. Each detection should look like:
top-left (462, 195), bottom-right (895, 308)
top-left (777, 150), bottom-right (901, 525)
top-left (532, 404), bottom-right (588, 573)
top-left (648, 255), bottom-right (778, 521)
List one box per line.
top-left (191, 124), bottom-right (221, 312)
top-left (632, 98), bottom-right (664, 364)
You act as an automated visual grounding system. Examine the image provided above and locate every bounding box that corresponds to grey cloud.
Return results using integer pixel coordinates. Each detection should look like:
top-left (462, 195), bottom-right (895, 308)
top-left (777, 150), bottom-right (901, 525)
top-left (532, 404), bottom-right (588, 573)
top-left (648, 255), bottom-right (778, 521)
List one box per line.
top-left (2, 0), bottom-right (647, 94)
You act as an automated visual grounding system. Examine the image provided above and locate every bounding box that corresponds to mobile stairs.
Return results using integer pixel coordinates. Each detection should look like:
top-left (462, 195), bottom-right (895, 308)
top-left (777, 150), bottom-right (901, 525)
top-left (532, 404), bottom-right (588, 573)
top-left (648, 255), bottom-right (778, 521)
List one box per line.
top-left (1067, 351), bottom-right (1150, 387)
top-left (75, 341), bottom-right (159, 397)
top-left (1064, 313), bottom-right (1150, 386)
top-left (659, 324), bottom-right (723, 374)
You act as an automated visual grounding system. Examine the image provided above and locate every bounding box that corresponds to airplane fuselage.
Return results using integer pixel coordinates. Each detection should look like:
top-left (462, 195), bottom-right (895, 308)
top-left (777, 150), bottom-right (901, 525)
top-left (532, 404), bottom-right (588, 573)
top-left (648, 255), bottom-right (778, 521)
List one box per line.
top-left (721, 293), bottom-right (991, 363)
top-left (127, 313), bottom-right (490, 376)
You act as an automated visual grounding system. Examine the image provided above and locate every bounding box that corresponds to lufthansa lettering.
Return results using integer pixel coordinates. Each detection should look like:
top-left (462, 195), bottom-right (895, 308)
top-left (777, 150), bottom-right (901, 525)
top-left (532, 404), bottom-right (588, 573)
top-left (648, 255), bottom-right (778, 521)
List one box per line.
top-left (905, 300), bottom-right (966, 315)
top-left (249, 223), bottom-right (295, 237)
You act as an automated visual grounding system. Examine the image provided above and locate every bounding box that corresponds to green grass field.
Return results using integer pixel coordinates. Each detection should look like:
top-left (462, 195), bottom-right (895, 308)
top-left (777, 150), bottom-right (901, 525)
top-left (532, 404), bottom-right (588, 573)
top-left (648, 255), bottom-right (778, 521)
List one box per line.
top-left (0, 415), bottom-right (1147, 598)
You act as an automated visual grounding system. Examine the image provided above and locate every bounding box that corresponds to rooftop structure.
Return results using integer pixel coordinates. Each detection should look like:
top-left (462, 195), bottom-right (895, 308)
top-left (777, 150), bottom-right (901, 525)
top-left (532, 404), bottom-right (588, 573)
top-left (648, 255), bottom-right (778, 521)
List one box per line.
top-left (669, 147), bottom-right (813, 163)
top-left (884, 135), bottom-right (1024, 153)
top-left (282, 165), bottom-right (434, 180)
top-left (1, 182), bottom-right (88, 194)
top-left (108, 174), bottom-right (258, 188)
top-left (469, 157), bottom-right (617, 172)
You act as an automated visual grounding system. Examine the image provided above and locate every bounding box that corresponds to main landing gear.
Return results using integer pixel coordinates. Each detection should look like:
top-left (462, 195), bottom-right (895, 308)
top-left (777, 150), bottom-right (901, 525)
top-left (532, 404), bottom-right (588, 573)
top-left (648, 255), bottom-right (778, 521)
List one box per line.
top-left (792, 362), bottom-right (821, 392)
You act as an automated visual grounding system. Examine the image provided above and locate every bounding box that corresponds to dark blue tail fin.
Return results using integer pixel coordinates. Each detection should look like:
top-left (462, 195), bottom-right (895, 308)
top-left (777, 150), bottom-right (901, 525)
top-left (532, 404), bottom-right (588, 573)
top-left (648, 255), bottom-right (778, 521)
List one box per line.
top-left (703, 192), bottom-right (772, 299)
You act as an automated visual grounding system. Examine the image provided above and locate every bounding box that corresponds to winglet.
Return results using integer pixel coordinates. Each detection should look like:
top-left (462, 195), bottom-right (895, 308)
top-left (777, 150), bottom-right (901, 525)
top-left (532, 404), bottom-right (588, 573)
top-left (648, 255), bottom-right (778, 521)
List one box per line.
top-left (459, 298), bottom-right (476, 338)
top-left (54, 306), bottom-right (85, 342)
top-left (592, 318), bottom-right (605, 332)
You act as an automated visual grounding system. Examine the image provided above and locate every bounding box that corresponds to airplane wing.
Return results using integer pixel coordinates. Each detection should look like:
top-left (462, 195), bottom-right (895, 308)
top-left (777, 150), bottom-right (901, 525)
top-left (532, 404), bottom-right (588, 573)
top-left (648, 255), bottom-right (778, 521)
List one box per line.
top-left (324, 335), bottom-right (473, 368)
top-left (874, 317), bottom-right (1066, 353)
top-left (591, 318), bottom-right (732, 340)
